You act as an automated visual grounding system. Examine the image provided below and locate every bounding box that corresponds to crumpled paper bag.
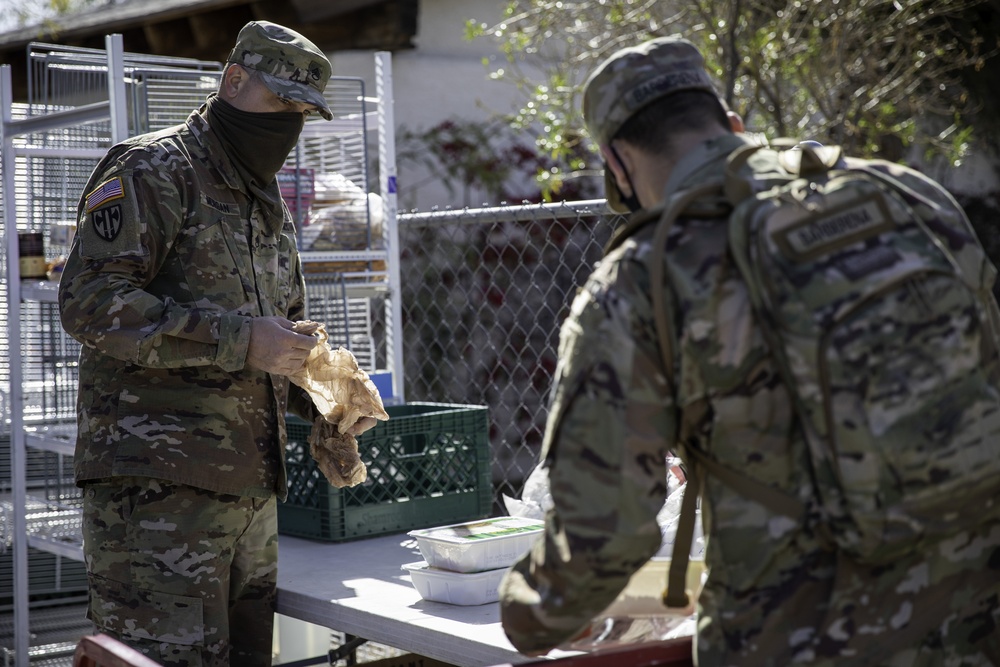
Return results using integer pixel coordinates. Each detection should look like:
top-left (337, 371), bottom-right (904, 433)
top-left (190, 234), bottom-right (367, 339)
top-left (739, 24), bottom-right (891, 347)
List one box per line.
top-left (288, 320), bottom-right (390, 488)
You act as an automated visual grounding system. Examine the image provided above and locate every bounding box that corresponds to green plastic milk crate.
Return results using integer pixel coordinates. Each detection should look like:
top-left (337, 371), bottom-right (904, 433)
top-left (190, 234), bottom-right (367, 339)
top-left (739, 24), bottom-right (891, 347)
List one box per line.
top-left (279, 402), bottom-right (492, 542)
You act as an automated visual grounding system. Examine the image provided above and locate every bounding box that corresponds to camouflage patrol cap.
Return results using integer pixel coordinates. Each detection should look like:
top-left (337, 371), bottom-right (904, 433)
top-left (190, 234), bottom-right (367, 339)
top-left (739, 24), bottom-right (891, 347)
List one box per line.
top-left (583, 36), bottom-right (717, 212)
top-left (227, 21), bottom-right (333, 121)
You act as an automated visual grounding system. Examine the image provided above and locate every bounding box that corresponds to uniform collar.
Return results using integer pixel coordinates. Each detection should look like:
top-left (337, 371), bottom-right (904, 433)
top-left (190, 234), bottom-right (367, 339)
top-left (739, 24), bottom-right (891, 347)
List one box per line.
top-left (188, 104), bottom-right (243, 193)
top-left (603, 133), bottom-right (753, 257)
top-left (661, 133), bottom-right (755, 202)
top-left (189, 102), bottom-right (286, 225)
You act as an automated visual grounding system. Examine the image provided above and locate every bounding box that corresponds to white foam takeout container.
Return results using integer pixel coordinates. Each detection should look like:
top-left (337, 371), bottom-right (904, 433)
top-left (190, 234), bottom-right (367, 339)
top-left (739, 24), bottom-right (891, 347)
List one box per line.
top-left (402, 560), bottom-right (508, 606)
top-left (407, 516), bottom-right (544, 573)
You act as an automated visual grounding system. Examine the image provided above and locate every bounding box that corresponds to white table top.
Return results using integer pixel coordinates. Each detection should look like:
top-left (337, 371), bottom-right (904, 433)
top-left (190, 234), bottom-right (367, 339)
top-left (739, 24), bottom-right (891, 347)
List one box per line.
top-left (276, 533), bottom-right (575, 666)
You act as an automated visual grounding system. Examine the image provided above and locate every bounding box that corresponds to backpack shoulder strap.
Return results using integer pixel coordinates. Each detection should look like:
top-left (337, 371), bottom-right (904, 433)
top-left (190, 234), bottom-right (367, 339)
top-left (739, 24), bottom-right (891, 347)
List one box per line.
top-left (639, 177), bottom-right (803, 608)
top-left (643, 180), bottom-right (723, 609)
top-left (604, 206), bottom-right (664, 256)
top-left (657, 147), bottom-right (829, 608)
top-left (721, 141), bottom-right (838, 504)
top-left (648, 180), bottom-right (729, 388)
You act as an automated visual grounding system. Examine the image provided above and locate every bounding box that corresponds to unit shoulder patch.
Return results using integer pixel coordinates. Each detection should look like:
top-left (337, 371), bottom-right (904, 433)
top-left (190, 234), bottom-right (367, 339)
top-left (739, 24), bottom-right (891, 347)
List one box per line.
top-left (79, 171), bottom-right (144, 260)
top-left (91, 204), bottom-right (124, 242)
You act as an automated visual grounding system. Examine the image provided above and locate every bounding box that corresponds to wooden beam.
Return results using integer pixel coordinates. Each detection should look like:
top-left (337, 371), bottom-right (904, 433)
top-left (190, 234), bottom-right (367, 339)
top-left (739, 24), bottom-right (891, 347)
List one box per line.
top-left (289, 0), bottom-right (386, 23)
top-left (248, 0), bottom-right (417, 50)
top-left (188, 6), bottom-right (256, 57)
top-left (142, 18), bottom-right (189, 56)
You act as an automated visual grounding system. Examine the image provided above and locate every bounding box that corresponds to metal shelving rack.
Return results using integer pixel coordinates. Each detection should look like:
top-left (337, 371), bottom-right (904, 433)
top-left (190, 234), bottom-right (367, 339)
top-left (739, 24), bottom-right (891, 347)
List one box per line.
top-left (1, 35), bottom-right (127, 667)
top-left (1, 36), bottom-right (402, 665)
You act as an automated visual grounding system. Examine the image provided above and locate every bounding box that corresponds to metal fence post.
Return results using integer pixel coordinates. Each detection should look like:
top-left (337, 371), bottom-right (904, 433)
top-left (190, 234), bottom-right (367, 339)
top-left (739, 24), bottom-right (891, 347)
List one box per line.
top-left (376, 51), bottom-right (404, 403)
top-left (2, 60), bottom-right (30, 667)
top-left (105, 34), bottom-right (128, 144)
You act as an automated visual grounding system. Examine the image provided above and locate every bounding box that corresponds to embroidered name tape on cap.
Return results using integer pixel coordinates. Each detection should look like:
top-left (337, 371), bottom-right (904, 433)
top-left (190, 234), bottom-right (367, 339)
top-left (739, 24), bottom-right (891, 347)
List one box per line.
top-left (85, 177), bottom-right (125, 213)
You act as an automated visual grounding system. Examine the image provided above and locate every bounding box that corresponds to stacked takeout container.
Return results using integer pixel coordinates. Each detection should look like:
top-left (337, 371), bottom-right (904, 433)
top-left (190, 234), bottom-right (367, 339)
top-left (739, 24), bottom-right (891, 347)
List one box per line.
top-left (403, 516), bottom-right (544, 606)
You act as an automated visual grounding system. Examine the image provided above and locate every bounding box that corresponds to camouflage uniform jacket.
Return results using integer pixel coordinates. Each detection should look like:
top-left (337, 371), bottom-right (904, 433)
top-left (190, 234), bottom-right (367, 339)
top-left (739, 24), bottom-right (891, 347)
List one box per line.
top-left (59, 105), bottom-right (316, 500)
top-left (499, 133), bottom-right (1000, 664)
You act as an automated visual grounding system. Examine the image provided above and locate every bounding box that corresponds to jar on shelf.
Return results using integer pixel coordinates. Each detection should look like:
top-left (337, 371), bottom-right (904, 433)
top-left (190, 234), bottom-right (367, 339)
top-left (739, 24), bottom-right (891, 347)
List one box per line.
top-left (18, 232), bottom-right (46, 279)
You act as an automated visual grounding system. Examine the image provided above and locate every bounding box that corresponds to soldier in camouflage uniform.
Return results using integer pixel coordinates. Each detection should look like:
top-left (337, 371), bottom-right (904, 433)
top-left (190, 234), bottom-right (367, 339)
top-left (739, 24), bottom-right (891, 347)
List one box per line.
top-left (499, 36), bottom-right (1000, 665)
top-left (59, 21), bottom-right (374, 667)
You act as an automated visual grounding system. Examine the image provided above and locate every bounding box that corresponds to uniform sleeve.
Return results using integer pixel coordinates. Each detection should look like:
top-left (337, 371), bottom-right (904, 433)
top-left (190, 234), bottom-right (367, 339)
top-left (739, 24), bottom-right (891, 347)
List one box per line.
top-left (499, 248), bottom-right (677, 654)
top-left (58, 146), bottom-right (252, 371)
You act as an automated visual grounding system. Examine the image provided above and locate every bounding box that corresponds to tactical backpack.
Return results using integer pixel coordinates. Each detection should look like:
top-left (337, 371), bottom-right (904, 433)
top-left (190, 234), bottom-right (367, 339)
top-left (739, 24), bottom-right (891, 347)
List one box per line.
top-left (651, 142), bottom-right (1000, 611)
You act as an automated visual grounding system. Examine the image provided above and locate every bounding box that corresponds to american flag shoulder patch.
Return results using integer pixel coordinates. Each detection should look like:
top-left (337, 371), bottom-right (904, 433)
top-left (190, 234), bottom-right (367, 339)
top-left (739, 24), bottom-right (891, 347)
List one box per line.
top-left (85, 176), bottom-right (126, 213)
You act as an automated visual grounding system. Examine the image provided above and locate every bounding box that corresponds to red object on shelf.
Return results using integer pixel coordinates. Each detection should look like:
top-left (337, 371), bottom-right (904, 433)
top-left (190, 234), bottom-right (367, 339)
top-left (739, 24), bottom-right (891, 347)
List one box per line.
top-left (278, 167), bottom-right (316, 225)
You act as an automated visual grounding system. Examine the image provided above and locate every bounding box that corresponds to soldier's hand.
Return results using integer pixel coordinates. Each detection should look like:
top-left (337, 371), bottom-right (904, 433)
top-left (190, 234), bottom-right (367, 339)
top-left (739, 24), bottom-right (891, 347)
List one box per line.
top-left (246, 316), bottom-right (319, 375)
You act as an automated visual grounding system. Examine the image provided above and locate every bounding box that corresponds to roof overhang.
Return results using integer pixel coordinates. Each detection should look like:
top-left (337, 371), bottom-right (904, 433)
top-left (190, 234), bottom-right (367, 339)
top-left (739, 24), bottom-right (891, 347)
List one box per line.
top-left (0, 0), bottom-right (417, 100)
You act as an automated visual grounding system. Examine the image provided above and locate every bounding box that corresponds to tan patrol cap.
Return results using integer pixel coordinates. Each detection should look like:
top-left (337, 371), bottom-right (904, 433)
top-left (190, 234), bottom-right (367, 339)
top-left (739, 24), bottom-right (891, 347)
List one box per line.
top-left (227, 20), bottom-right (333, 121)
top-left (583, 36), bottom-right (717, 212)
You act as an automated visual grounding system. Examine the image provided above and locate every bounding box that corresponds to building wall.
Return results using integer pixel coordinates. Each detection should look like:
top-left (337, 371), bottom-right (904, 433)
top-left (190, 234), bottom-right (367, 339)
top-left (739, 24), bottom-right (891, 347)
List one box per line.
top-left (328, 0), bottom-right (519, 211)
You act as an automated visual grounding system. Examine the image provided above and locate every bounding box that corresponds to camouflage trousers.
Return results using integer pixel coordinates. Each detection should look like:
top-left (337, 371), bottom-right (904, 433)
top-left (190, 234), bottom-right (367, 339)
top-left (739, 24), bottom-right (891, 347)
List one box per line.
top-left (82, 476), bottom-right (278, 667)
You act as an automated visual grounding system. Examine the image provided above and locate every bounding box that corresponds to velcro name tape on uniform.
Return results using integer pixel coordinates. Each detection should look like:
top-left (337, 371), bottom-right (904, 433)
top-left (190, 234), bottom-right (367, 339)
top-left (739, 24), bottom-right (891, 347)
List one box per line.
top-left (85, 176), bottom-right (126, 213)
top-left (775, 194), bottom-right (893, 262)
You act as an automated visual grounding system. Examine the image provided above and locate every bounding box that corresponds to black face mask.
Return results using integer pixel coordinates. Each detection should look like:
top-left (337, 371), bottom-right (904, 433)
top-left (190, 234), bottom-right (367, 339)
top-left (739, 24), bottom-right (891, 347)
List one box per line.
top-left (608, 146), bottom-right (642, 213)
top-left (206, 94), bottom-right (305, 188)
top-left (609, 168), bottom-right (643, 213)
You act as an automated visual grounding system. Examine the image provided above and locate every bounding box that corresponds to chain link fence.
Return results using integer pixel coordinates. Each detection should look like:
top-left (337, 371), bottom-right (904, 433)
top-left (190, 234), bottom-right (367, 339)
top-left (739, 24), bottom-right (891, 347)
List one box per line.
top-left (396, 200), bottom-right (625, 509)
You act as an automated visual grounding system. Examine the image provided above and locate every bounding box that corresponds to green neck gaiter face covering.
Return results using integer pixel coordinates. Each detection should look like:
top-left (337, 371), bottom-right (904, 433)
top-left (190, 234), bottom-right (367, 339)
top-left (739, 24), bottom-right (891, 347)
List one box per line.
top-left (206, 94), bottom-right (305, 189)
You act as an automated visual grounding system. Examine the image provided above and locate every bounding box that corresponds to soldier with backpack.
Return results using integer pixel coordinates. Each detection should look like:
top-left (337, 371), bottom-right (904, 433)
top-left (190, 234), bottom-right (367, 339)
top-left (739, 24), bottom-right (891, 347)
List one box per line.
top-left (499, 36), bottom-right (1000, 665)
